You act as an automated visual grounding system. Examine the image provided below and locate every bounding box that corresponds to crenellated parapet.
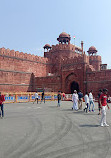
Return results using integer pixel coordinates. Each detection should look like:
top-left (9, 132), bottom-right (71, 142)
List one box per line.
top-left (51, 44), bottom-right (71, 51)
top-left (49, 43), bottom-right (82, 53)
top-left (0, 47), bottom-right (49, 64)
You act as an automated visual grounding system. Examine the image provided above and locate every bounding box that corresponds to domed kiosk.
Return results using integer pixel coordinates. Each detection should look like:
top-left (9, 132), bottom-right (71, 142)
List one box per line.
top-left (57, 32), bottom-right (71, 44)
top-left (43, 44), bottom-right (51, 52)
top-left (87, 46), bottom-right (97, 55)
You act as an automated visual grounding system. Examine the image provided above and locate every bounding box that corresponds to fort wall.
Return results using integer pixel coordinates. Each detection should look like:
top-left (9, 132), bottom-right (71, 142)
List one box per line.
top-left (86, 69), bottom-right (111, 97)
top-left (0, 40), bottom-right (111, 95)
top-left (0, 47), bottom-right (52, 92)
top-left (35, 76), bottom-right (61, 92)
top-left (0, 70), bottom-right (33, 92)
top-left (0, 47), bottom-right (51, 77)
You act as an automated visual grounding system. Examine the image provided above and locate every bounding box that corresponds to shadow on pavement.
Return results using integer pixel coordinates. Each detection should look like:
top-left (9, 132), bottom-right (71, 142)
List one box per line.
top-left (79, 124), bottom-right (99, 127)
top-left (61, 109), bottom-right (74, 111)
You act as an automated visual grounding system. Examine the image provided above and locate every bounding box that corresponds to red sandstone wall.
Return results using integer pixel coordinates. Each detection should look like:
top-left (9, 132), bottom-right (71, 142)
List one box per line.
top-left (44, 44), bottom-right (87, 75)
top-left (0, 47), bottom-right (51, 92)
top-left (61, 63), bottom-right (86, 93)
top-left (0, 70), bottom-right (33, 92)
top-left (0, 48), bottom-right (49, 76)
top-left (35, 76), bottom-right (61, 92)
top-left (86, 70), bottom-right (111, 97)
top-left (1, 45), bottom-right (109, 95)
top-left (36, 54), bottom-right (88, 93)
top-left (89, 55), bottom-right (101, 71)
top-left (37, 47), bottom-right (90, 94)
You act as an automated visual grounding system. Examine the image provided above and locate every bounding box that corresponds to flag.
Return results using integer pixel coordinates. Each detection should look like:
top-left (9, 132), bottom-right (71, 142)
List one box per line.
top-left (73, 36), bottom-right (76, 39)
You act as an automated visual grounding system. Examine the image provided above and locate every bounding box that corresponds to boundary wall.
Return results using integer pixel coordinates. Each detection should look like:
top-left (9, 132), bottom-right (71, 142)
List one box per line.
top-left (3, 92), bottom-right (73, 103)
top-left (0, 47), bottom-right (53, 92)
top-left (86, 69), bottom-right (111, 97)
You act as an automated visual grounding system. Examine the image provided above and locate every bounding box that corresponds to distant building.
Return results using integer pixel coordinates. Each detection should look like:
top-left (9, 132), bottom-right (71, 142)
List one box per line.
top-left (0, 32), bottom-right (111, 97)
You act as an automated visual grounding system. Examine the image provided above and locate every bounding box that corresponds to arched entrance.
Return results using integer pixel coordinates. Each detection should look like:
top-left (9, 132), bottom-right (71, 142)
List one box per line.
top-left (70, 81), bottom-right (79, 94)
top-left (65, 73), bottom-right (80, 93)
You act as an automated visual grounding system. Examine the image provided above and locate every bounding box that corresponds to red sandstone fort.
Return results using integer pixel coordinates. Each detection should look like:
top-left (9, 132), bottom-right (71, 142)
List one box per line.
top-left (0, 32), bottom-right (111, 96)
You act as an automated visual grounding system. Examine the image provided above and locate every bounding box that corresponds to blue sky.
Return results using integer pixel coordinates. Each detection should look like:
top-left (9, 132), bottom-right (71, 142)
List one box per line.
top-left (0, 0), bottom-right (111, 68)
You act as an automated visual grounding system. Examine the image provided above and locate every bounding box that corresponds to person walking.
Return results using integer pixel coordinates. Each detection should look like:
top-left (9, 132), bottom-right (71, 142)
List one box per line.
top-left (0, 92), bottom-right (5, 118)
top-left (78, 90), bottom-right (83, 110)
top-left (97, 89), bottom-right (102, 115)
top-left (40, 91), bottom-right (45, 103)
top-left (100, 89), bottom-right (110, 127)
top-left (84, 92), bottom-right (89, 113)
top-left (33, 92), bottom-right (39, 104)
top-left (57, 91), bottom-right (61, 107)
top-left (72, 90), bottom-right (78, 111)
top-left (62, 92), bottom-right (65, 101)
top-left (89, 90), bottom-right (95, 112)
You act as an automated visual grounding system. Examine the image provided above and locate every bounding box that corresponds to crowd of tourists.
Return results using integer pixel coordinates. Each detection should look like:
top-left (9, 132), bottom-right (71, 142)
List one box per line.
top-left (56, 89), bottom-right (110, 127)
top-left (71, 89), bottom-right (110, 127)
top-left (0, 89), bottom-right (110, 127)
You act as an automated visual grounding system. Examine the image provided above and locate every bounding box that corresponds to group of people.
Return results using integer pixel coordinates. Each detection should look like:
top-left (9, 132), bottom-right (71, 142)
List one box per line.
top-left (0, 89), bottom-right (110, 126)
top-left (33, 91), bottom-right (45, 104)
top-left (33, 91), bottom-right (65, 106)
top-left (83, 90), bottom-right (95, 113)
top-left (72, 89), bottom-right (110, 127)
top-left (72, 90), bottom-right (97, 112)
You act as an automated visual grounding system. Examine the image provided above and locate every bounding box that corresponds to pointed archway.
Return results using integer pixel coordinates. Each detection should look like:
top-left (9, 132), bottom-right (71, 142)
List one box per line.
top-left (65, 73), bottom-right (79, 93)
top-left (70, 81), bottom-right (79, 94)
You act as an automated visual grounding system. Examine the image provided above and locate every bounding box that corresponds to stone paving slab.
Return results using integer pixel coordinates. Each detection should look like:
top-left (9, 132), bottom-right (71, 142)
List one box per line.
top-left (0, 101), bottom-right (111, 158)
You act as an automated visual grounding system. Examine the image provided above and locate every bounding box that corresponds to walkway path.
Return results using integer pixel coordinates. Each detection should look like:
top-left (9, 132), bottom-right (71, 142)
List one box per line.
top-left (0, 101), bottom-right (111, 158)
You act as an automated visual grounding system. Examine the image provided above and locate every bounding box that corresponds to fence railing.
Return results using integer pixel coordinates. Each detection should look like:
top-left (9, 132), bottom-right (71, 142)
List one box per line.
top-left (3, 92), bottom-right (72, 103)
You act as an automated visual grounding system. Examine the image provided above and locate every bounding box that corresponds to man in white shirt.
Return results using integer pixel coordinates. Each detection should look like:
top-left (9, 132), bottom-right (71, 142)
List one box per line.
top-left (72, 90), bottom-right (78, 111)
top-left (84, 92), bottom-right (89, 113)
top-left (89, 90), bottom-right (95, 112)
top-left (33, 92), bottom-right (39, 104)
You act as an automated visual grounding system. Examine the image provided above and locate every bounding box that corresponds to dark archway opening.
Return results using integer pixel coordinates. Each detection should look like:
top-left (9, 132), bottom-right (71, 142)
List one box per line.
top-left (70, 81), bottom-right (79, 94)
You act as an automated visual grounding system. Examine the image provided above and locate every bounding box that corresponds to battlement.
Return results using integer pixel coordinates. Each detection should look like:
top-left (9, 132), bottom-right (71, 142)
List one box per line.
top-left (0, 47), bottom-right (49, 63)
top-left (50, 43), bottom-right (82, 53)
top-left (51, 44), bottom-right (71, 51)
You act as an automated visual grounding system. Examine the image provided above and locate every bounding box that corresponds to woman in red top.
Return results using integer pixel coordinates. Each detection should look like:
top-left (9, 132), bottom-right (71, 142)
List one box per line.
top-left (100, 89), bottom-right (110, 127)
top-left (0, 92), bottom-right (5, 118)
top-left (62, 92), bottom-right (65, 101)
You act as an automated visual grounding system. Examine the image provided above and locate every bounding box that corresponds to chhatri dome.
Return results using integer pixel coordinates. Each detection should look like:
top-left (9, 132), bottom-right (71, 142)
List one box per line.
top-left (87, 46), bottom-right (97, 55)
top-left (43, 44), bottom-right (51, 52)
top-left (59, 32), bottom-right (70, 38)
top-left (43, 44), bottom-right (51, 49)
top-left (57, 32), bottom-right (71, 44)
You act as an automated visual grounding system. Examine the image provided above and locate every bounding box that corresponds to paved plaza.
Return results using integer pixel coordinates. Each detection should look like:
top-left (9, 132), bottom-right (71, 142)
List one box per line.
top-left (0, 101), bottom-right (111, 158)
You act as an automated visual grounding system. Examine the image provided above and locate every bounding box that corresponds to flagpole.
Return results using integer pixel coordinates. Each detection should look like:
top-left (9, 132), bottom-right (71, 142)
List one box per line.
top-left (73, 36), bottom-right (76, 53)
top-left (73, 36), bottom-right (75, 46)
